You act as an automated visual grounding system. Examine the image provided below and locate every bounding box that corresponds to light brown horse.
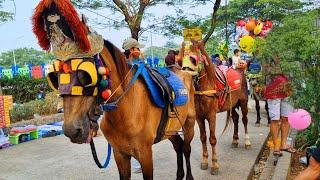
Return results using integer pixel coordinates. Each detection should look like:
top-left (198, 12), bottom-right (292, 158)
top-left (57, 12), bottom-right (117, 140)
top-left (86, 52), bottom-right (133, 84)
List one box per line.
top-left (182, 42), bottom-right (250, 175)
top-left (32, 1), bottom-right (196, 180)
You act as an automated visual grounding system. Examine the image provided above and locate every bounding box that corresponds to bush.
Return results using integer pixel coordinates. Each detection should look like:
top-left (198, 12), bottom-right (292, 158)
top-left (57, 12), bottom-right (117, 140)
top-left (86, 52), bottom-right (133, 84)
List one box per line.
top-left (10, 92), bottom-right (60, 123)
top-left (0, 75), bottom-right (51, 103)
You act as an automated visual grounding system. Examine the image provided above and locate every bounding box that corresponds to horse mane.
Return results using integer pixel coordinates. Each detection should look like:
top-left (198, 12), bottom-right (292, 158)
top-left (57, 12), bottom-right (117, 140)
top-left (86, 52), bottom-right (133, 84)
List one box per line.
top-left (103, 40), bottom-right (129, 82)
top-left (32, 0), bottom-right (90, 52)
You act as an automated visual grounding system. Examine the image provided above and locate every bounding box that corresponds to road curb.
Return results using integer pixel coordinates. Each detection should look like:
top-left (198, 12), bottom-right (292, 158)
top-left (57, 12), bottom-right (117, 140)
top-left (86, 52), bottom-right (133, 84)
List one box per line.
top-left (272, 129), bottom-right (297, 180)
top-left (247, 132), bottom-right (271, 180)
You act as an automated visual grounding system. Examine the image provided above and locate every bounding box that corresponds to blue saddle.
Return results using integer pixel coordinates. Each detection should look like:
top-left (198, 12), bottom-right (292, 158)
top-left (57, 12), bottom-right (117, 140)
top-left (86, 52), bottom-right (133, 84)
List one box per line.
top-left (140, 66), bottom-right (188, 108)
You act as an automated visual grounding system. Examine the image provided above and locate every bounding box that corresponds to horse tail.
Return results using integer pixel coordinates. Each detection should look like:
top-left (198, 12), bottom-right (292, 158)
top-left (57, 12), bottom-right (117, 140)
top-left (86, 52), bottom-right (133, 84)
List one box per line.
top-left (222, 109), bottom-right (232, 135)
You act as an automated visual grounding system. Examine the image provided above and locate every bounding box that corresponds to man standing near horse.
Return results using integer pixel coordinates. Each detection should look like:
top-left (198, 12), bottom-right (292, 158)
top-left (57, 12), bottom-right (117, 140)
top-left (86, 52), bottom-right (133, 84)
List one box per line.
top-left (263, 55), bottom-right (296, 159)
top-left (122, 37), bottom-right (145, 65)
top-left (122, 37), bottom-right (145, 174)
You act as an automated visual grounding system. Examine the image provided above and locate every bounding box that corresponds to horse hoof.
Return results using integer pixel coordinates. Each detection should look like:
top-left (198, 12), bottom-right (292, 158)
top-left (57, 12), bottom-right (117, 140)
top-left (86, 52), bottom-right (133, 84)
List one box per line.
top-left (245, 144), bottom-right (252, 150)
top-left (231, 143), bottom-right (238, 148)
top-left (210, 167), bottom-right (219, 175)
top-left (200, 163), bottom-right (208, 170)
top-left (255, 123), bottom-right (261, 127)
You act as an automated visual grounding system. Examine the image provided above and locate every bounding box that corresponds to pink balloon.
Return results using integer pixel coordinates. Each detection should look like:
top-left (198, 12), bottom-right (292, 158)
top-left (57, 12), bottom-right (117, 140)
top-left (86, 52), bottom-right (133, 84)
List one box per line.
top-left (288, 109), bottom-right (312, 131)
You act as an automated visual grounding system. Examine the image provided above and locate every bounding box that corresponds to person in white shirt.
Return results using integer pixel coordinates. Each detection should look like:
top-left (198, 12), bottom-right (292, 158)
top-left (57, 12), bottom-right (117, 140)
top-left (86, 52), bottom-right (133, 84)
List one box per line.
top-left (232, 49), bottom-right (241, 69)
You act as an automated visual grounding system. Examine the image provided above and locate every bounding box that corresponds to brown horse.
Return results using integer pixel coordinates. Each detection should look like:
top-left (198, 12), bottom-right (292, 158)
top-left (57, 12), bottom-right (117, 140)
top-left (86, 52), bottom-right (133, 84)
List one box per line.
top-left (32, 1), bottom-right (196, 180)
top-left (182, 43), bottom-right (250, 175)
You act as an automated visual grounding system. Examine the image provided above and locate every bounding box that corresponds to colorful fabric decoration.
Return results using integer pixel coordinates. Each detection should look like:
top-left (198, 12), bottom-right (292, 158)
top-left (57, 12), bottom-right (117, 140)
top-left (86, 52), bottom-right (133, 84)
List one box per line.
top-left (32, 0), bottom-right (90, 52)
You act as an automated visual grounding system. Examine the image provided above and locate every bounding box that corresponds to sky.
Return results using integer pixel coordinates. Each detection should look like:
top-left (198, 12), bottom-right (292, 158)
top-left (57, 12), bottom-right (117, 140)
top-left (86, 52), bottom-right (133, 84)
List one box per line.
top-left (0, 0), bottom-right (215, 53)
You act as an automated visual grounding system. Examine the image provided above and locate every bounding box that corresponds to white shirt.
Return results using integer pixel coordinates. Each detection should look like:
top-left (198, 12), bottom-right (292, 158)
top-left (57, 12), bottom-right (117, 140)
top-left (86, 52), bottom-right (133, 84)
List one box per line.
top-left (232, 55), bottom-right (241, 69)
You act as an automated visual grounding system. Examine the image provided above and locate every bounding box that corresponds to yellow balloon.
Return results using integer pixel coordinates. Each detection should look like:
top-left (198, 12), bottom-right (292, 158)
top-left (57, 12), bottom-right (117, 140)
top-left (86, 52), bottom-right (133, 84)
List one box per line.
top-left (254, 21), bottom-right (263, 35)
top-left (239, 35), bottom-right (255, 53)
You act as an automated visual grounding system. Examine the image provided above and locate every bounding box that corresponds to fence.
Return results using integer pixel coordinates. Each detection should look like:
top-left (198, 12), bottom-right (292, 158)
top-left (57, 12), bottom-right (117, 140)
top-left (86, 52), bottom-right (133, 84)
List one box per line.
top-left (0, 63), bottom-right (52, 79)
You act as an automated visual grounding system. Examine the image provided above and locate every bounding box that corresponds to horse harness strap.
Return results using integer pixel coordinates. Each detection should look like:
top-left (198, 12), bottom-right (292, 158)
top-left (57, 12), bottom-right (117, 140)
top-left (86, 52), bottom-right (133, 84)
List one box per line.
top-left (101, 62), bottom-right (179, 144)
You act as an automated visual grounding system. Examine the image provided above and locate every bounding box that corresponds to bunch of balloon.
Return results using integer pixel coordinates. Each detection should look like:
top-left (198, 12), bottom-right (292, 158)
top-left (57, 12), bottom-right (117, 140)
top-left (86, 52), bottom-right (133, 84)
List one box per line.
top-left (234, 18), bottom-right (273, 54)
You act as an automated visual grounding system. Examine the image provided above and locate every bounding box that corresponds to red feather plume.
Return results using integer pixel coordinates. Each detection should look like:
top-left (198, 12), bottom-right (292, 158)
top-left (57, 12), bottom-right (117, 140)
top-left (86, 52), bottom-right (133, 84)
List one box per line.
top-left (32, 0), bottom-right (91, 52)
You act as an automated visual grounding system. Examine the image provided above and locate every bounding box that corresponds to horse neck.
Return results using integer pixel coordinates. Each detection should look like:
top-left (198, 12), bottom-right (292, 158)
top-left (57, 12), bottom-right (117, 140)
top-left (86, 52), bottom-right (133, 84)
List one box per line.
top-left (198, 62), bottom-right (217, 90)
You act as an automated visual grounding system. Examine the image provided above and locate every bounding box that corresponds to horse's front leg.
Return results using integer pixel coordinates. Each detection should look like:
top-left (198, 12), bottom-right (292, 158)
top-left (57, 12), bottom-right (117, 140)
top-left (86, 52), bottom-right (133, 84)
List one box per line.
top-left (169, 136), bottom-right (185, 180)
top-left (137, 146), bottom-right (153, 180)
top-left (197, 118), bottom-right (209, 170)
top-left (183, 116), bottom-right (196, 180)
top-left (240, 100), bottom-right (251, 149)
top-left (113, 149), bottom-right (131, 180)
top-left (207, 111), bottom-right (219, 175)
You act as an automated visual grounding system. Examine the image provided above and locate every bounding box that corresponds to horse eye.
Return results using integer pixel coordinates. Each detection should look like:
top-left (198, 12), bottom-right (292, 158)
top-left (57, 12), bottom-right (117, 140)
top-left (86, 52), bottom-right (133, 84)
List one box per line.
top-left (77, 70), bottom-right (93, 87)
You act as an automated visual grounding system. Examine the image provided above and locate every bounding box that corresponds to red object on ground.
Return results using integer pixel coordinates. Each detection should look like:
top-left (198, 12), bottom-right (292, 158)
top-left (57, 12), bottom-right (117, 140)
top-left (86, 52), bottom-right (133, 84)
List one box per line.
top-left (264, 74), bottom-right (289, 99)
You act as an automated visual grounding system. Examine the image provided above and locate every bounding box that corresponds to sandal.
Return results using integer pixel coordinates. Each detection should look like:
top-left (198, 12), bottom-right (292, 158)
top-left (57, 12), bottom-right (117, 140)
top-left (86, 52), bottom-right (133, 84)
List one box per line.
top-left (280, 146), bottom-right (296, 153)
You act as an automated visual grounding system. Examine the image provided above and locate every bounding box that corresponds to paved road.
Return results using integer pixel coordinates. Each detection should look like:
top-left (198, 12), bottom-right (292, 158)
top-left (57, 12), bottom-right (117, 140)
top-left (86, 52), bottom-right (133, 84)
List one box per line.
top-left (0, 102), bottom-right (269, 180)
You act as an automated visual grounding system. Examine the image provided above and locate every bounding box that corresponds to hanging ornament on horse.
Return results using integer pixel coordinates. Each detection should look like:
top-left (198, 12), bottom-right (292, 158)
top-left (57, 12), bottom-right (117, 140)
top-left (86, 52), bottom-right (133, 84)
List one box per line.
top-left (102, 89), bottom-right (112, 100)
top-left (98, 66), bottom-right (110, 76)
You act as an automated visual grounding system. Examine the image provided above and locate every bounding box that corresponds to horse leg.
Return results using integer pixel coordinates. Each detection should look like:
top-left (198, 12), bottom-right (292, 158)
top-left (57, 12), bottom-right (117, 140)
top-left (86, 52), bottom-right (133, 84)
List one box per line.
top-left (207, 111), bottom-right (219, 175)
top-left (137, 146), bottom-right (153, 180)
top-left (231, 108), bottom-right (239, 148)
top-left (169, 136), bottom-right (185, 180)
top-left (254, 95), bottom-right (261, 126)
top-left (265, 101), bottom-right (271, 125)
top-left (240, 100), bottom-right (251, 149)
top-left (183, 117), bottom-right (195, 180)
top-left (113, 150), bottom-right (131, 180)
top-left (197, 118), bottom-right (209, 170)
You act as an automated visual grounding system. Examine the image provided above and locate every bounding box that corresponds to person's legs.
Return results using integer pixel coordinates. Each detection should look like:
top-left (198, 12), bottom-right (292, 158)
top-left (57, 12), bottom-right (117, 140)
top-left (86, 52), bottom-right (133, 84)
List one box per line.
top-left (280, 98), bottom-right (295, 152)
top-left (268, 99), bottom-right (281, 153)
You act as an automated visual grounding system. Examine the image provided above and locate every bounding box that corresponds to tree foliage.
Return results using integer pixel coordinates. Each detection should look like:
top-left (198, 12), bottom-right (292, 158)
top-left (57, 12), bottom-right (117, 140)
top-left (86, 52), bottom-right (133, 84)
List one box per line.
top-left (256, 10), bottom-right (320, 145)
top-left (161, 0), bottom-right (306, 41)
top-left (1, 76), bottom-right (50, 103)
top-left (0, 0), bottom-right (14, 24)
top-left (0, 48), bottom-right (54, 68)
top-left (72, 0), bottom-right (190, 39)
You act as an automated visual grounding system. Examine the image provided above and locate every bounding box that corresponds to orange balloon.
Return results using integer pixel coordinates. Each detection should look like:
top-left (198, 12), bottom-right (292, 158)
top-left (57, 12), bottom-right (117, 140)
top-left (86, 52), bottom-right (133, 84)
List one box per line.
top-left (246, 19), bottom-right (256, 32)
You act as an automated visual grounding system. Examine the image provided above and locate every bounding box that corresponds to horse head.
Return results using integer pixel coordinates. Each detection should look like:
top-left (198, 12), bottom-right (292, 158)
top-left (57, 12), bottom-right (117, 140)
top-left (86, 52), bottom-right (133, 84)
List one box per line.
top-left (32, 0), bottom-right (104, 144)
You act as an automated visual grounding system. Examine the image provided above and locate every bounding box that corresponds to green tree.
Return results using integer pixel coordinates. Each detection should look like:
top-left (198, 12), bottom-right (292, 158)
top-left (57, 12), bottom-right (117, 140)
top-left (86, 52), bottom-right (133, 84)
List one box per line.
top-left (0, 0), bottom-right (14, 24)
top-left (164, 41), bottom-right (179, 49)
top-left (256, 10), bottom-right (320, 145)
top-left (72, 0), bottom-right (185, 40)
top-left (161, 0), bottom-right (306, 42)
top-left (143, 46), bottom-right (168, 60)
top-left (0, 48), bottom-right (54, 68)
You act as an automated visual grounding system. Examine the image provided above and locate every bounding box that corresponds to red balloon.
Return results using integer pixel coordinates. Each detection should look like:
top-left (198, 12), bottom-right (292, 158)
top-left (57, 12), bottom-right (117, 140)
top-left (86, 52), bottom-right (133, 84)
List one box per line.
top-left (265, 21), bottom-right (273, 29)
top-left (237, 20), bottom-right (246, 27)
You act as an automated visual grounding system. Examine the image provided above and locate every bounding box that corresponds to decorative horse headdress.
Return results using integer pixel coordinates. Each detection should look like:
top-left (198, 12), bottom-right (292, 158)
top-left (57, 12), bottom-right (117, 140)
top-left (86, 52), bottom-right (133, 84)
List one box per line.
top-left (32, 0), bottom-right (111, 99)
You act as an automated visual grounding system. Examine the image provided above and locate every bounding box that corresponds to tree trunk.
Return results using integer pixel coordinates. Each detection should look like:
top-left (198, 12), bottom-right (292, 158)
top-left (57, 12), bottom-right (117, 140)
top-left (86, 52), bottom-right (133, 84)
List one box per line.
top-left (131, 28), bottom-right (139, 40)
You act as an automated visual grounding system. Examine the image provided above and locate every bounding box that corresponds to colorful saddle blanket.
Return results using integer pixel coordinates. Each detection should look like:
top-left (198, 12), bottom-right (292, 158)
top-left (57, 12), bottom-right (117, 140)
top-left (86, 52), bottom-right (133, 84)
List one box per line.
top-left (140, 65), bottom-right (188, 108)
top-left (215, 65), bottom-right (242, 91)
top-left (214, 65), bottom-right (242, 108)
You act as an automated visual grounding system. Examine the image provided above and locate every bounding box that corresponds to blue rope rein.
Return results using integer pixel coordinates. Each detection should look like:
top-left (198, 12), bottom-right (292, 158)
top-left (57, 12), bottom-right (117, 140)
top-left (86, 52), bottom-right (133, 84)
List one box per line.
top-left (90, 139), bottom-right (112, 169)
